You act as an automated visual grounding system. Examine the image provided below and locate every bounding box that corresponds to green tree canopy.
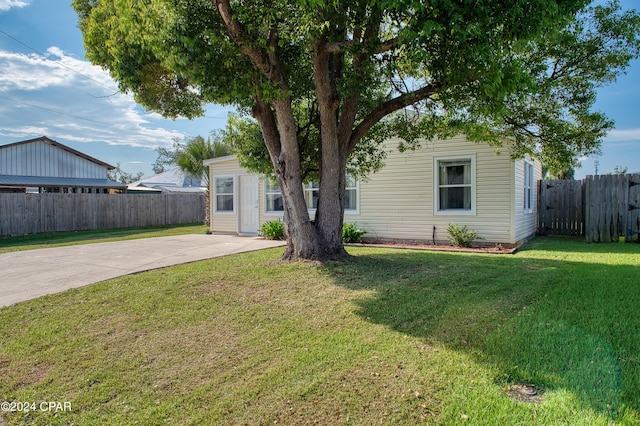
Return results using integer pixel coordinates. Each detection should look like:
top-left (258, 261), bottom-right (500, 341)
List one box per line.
top-left (74, 0), bottom-right (640, 260)
top-left (175, 134), bottom-right (231, 186)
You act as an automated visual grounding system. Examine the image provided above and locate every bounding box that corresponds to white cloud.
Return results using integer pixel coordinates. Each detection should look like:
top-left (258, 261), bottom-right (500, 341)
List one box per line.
top-left (0, 48), bottom-right (116, 92)
top-left (0, 46), bottom-right (193, 150)
top-left (604, 128), bottom-right (640, 142)
top-left (0, 0), bottom-right (30, 12)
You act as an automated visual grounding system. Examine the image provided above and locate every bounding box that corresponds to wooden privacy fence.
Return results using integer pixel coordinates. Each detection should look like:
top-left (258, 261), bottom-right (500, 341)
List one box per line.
top-left (538, 173), bottom-right (640, 242)
top-left (0, 193), bottom-right (205, 237)
top-left (537, 179), bottom-right (584, 236)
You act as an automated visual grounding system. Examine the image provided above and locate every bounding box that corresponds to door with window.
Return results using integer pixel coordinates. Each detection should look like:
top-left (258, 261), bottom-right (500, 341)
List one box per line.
top-left (239, 175), bottom-right (259, 234)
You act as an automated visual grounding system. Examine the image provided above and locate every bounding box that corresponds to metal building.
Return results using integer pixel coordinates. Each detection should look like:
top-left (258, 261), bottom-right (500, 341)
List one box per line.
top-left (0, 136), bottom-right (126, 193)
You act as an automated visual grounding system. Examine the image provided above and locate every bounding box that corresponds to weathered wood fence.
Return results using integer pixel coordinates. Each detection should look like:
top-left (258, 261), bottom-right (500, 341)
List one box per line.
top-left (0, 193), bottom-right (205, 237)
top-left (538, 173), bottom-right (640, 242)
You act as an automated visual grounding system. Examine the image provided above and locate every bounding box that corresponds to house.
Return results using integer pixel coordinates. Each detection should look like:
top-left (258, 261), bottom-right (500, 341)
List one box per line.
top-left (127, 168), bottom-right (206, 194)
top-left (0, 136), bottom-right (126, 193)
top-left (203, 136), bottom-right (543, 247)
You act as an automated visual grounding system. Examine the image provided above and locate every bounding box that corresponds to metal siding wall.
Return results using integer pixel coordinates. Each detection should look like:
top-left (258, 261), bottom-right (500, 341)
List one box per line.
top-left (0, 141), bottom-right (108, 179)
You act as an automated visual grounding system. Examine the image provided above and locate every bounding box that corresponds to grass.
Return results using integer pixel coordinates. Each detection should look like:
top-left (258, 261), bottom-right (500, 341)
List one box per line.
top-left (0, 237), bottom-right (638, 425)
top-left (0, 223), bottom-right (209, 254)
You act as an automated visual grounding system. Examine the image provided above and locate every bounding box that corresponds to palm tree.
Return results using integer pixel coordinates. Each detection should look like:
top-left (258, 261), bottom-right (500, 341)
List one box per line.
top-left (176, 133), bottom-right (230, 225)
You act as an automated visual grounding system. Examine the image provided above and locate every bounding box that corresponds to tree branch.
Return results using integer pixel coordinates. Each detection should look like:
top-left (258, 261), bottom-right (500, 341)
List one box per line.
top-left (348, 81), bottom-right (447, 153)
top-left (251, 97), bottom-right (283, 171)
top-left (214, 0), bottom-right (288, 89)
top-left (325, 37), bottom-right (399, 54)
top-left (504, 116), bottom-right (541, 139)
top-left (338, 7), bottom-right (387, 154)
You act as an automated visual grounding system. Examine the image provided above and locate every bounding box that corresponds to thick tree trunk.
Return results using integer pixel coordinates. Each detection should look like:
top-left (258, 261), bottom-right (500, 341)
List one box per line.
top-left (253, 97), bottom-right (341, 261)
top-left (252, 98), bottom-right (349, 260)
top-left (310, 39), bottom-right (349, 259)
top-left (244, 40), bottom-right (356, 260)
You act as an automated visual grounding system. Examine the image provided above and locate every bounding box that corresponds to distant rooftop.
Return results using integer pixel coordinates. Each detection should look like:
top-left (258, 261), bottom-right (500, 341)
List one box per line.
top-left (128, 168), bottom-right (206, 194)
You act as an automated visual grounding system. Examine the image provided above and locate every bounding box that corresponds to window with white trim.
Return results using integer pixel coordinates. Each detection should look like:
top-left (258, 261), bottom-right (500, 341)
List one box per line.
top-left (265, 175), bottom-right (358, 213)
top-left (305, 176), bottom-right (358, 212)
top-left (524, 161), bottom-right (534, 212)
top-left (435, 157), bottom-right (475, 214)
top-left (265, 179), bottom-right (284, 212)
top-left (303, 181), bottom-right (320, 210)
top-left (214, 176), bottom-right (234, 212)
top-left (344, 174), bottom-right (358, 211)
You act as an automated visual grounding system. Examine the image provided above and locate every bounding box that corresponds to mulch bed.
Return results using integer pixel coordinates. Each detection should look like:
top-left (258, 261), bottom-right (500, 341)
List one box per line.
top-left (351, 241), bottom-right (519, 254)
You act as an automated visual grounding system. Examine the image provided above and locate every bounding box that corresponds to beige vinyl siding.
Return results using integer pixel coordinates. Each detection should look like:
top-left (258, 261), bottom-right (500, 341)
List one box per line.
top-left (350, 137), bottom-right (517, 244)
top-left (513, 156), bottom-right (543, 242)
top-left (206, 136), bottom-right (538, 245)
top-left (207, 157), bottom-right (247, 234)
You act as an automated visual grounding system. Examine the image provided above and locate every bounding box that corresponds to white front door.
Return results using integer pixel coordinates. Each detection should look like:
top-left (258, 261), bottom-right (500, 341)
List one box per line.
top-left (239, 175), bottom-right (259, 234)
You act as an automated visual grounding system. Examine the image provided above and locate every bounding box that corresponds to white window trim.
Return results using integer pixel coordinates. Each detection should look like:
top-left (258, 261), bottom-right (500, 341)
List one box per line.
top-left (263, 177), bottom-right (360, 215)
top-left (305, 179), bottom-right (360, 214)
top-left (213, 175), bottom-right (236, 214)
top-left (344, 176), bottom-right (360, 215)
top-left (264, 178), bottom-right (284, 216)
top-left (433, 154), bottom-right (476, 216)
top-left (524, 160), bottom-right (534, 214)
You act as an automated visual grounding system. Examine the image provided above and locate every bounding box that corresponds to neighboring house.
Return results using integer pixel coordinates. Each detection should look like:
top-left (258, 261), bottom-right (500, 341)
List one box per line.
top-left (0, 136), bottom-right (126, 193)
top-left (203, 136), bottom-right (543, 247)
top-left (127, 168), bottom-right (206, 194)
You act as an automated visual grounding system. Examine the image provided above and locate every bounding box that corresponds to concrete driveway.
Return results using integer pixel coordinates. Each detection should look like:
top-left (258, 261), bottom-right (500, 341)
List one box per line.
top-left (0, 234), bottom-right (285, 308)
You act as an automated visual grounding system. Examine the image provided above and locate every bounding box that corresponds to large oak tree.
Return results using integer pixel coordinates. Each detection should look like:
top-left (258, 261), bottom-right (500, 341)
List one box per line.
top-left (74, 0), bottom-right (639, 260)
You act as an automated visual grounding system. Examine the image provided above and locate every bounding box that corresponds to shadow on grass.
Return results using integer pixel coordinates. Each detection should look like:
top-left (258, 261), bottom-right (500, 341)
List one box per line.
top-left (324, 244), bottom-right (640, 419)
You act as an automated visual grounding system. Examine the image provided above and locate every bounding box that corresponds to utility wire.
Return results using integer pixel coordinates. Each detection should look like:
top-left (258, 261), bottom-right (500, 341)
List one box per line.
top-left (0, 30), bottom-right (231, 123)
top-left (0, 95), bottom-right (116, 127)
top-left (0, 29), bottom-right (121, 93)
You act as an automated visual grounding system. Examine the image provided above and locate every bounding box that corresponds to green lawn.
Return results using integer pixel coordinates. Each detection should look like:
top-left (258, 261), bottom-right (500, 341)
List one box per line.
top-left (0, 237), bottom-right (638, 425)
top-left (0, 223), bottom-right (209, 254)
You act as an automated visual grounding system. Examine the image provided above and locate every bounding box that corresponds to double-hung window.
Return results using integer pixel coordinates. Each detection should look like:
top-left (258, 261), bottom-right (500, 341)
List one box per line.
top-left (214, 176), bottom-right (234, 212)
top-left (344, 175), bottom-right (358, 211)
top-left (265, 179), bottom-right (284, 212)
top-left (435, 156), bottom-right (475, 214)
top-left (305, 176), bottom-right (358, 212)
top-left (524, 161), bottom-right (534, 213)
top-left (265, 175), bottom-right (358, 213)
top-left (303, 181), bottom-right (320, 210)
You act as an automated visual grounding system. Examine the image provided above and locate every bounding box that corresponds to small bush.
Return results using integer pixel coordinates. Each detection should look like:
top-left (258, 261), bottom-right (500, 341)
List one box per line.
top-left (447, 223), bottom-right (479, 247)
top-left (260, 219), bottom-right (285, 240)
top-left (342, 222), bottom-right (367, 243)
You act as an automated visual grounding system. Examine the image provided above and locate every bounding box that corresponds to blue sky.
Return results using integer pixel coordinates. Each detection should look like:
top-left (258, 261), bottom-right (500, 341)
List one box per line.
top-left (0, 0), bottom-right (638, 179)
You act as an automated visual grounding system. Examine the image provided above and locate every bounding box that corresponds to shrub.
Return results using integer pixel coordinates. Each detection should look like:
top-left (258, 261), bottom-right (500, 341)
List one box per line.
top-left (446, 223), bottom-right (479, 247)
top-left (260, 219), bottom-right (285, 240)
top-left (342, 222), bottom-right (367, 243)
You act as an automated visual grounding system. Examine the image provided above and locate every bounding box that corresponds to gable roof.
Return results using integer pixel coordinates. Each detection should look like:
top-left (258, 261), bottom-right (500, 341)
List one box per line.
top-left (203, 155), bottom-right (237, 166)
top-left (0, 136), bottom-right (116, 170)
